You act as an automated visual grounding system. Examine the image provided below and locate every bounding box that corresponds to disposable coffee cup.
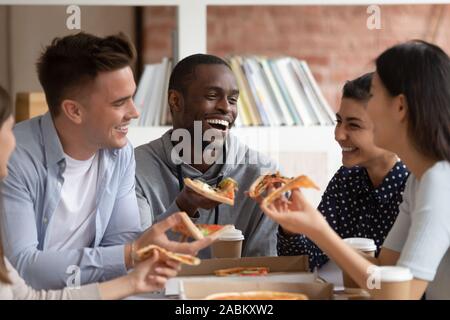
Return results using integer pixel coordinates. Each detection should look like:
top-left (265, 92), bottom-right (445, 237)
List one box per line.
top-left (369, 266), bottom-right (413, 300)
top-left (342, 238), bottom-right (377, 289)
top-left (211, 226), bottom-right (244, 258)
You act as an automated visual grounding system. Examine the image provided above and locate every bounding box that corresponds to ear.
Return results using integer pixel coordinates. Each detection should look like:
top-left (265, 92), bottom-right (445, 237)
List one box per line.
top-left (168, 89), bottom-right (184, 114)
top-left (60, 99), bottom-right (83, 125)
top-left (395, 94), bottom-right (408, 123)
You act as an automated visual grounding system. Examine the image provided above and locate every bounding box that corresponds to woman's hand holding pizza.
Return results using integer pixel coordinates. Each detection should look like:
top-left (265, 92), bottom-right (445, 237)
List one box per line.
top-left (127, 250), bottom-right (180, 294)
top-left (260, 189), bottom-right (328, 238)
top-left (98, 249), bottom-right (181, 299)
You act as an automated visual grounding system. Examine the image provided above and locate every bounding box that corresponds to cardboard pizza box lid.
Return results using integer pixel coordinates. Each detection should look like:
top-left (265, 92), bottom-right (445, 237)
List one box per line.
top-left (165, 255), bottom-right (314, 296)
top-left (179, 255), bottom-right (309, 276)
top-left (180, 281), bottom-right (334, 300)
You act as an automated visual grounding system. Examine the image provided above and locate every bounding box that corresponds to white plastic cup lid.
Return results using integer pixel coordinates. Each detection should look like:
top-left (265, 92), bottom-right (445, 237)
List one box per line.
top-left (217, 226), bottom-right (245, 241)
top-left (343, 237), bottom-right (377, 252)
top-left (376, 266), bottom-right (413, 282)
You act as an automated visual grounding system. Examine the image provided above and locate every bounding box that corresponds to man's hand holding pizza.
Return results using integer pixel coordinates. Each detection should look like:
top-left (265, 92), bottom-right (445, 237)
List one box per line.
top-left (176, 185), bottom-right (222, 217)
top-left (175, 177), bottom-right (237, 217)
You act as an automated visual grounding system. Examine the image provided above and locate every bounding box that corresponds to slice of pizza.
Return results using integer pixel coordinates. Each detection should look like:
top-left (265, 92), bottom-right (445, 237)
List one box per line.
top-left (205, 291), bottom-right (309, 300)
top-left (214, 267), bottom-right (270, 277)
top-left (248, 172), bottom-right (293, 199)
top-left (261, 175), bottom-right (319, 207)
top-left (173, 211), bottom-right (205, 240)
top-left (196, 224), bottom-right (234, 237)
top-left (184, 177), bottom-right (238, 206)
top-left (172, 212), bottom-right (234, 240)
top-left (135, 244), bottom-right (201, 266)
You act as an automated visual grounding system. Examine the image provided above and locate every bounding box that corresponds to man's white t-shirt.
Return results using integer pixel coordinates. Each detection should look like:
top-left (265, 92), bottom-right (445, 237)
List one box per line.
top-left (46, 152), bottom-right (99, 251)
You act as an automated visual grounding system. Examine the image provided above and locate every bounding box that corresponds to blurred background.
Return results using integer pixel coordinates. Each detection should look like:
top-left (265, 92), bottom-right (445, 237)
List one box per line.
top-left (1, 4), bottom-right (450, 110)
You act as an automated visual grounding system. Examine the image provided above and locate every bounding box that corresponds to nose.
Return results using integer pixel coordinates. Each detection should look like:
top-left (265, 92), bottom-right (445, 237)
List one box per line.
top-left (127, 100), bottom-right (140, 120)
top-left (216, 97), bottom-right (232, 113)
top-left (334, 123), bottom-right (347, 142)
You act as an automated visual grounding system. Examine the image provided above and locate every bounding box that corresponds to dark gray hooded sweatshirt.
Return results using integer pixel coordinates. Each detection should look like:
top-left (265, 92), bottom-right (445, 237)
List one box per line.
top-left (134, 129), bottom-right (279, 258)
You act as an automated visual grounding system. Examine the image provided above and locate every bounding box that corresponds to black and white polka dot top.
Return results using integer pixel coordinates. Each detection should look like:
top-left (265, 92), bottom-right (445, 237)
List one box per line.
top-left (277, 160), bottom-right (410, 270)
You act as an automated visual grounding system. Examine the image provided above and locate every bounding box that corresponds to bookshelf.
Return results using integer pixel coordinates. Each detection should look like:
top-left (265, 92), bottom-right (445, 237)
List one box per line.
top-left (4, 0), bottom-right (439, 203)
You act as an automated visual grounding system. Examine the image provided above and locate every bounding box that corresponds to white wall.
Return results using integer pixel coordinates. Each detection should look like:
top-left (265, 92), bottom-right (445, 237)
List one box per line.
top-left (4, 5), bottom-right (135, 105)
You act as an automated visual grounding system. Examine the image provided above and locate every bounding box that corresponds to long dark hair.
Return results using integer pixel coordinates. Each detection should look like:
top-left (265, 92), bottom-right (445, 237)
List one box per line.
top-left (376, 40), bottom-right (450, 162)
top-left (0, 86), bottom-right (12, 284)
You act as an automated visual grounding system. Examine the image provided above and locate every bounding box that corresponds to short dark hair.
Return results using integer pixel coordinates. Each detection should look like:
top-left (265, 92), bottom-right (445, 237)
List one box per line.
top-left (376, 40), bottom-right (450, 162)
top-left (36, 32), bottom-right (136, 117)
top-left (0, 86), bottom-right (12, 128)
top-left (168, 54), bottom-right (231, 94)
top-left (342, 72), bottom-right (374, 103)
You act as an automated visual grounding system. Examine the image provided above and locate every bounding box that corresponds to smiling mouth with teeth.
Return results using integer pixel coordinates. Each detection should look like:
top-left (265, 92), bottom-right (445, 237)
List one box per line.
top-left (342, 146), bottom-right (357, 152)
top-left (206, 119), bottom-right (230, 131)
top-left (114, 124), bottom-right (129, 133)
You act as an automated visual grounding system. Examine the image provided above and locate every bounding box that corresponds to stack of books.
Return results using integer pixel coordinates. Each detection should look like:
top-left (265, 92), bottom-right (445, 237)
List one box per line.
top-left (132, 57), bottom-right (172, 126)
top-left (133, 56), bottom-right (334, 127)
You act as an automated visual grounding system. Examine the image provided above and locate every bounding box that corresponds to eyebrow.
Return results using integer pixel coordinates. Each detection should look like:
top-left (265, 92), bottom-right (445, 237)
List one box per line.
top-left (111, 88), bottom-right (136, 105)
top-left (205, 86), bottom-right (240, 95)
top-left (336, 114), bottom-right (362, 122)
top-left (111, 95), bottom-right (132, 104)
top-left (345, 117), bottom-right (362, 122)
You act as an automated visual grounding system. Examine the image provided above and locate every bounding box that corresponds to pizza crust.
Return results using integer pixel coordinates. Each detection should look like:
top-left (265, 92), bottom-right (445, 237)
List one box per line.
top-left (135, 244), bottom-right (201, 266)
top-left (178, 211), bottom-right (205, 240)
top-left (184, 178), bottom-right (234, 206)
top-left (206, 224), bottom-right (234, 239)
top-left (214, 266), bottom-right (269, 276)
top-left (173, 212), bottom-right (235, 240)
top-left (248, 172), bottom-right (292, 199)
top-left (262, 175), bottom-right (319, 207)
top-left (247, 175), bottom-right (266, 198)
top-left (205, 291), bottom-right (309, 300)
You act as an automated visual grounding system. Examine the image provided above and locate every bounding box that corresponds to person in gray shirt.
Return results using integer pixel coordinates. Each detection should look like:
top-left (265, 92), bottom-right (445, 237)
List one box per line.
top-left (135, 54), bottom-right (279, 258)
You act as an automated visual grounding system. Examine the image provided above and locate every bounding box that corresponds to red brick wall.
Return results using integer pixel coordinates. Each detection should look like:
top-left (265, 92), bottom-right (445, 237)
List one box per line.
top-left (142, 5), bottom-right (450, 110)
top-left (142, 6), bottom-right (176, 64)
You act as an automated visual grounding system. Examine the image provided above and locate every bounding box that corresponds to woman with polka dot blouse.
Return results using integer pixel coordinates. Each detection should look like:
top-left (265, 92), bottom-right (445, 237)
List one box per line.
top-left (262, 41), bottom-right (450, 299)
top-left (278, 72), bottom-right (410, 270)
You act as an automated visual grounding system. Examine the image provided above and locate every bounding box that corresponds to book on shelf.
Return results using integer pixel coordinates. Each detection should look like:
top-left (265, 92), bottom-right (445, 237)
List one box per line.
top-left (240, 58), bottom-right (271, 126)
top-left (132, 55), bottom-right (333, 127)
top-left (230, 56), bottom-right (262, 126)
top-left (132, 57), bottom-right (173, 127)
top-left (267, 59), bottom-right (303, 126)
top-left (259, 58), bottom-right (295, 126)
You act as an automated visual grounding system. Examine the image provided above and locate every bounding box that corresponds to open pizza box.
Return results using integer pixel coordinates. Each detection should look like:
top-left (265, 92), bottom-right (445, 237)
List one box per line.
top-left (165, 255), bottom-right (321, 296)
top-left (180, 281), bottom-right (334, 300)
